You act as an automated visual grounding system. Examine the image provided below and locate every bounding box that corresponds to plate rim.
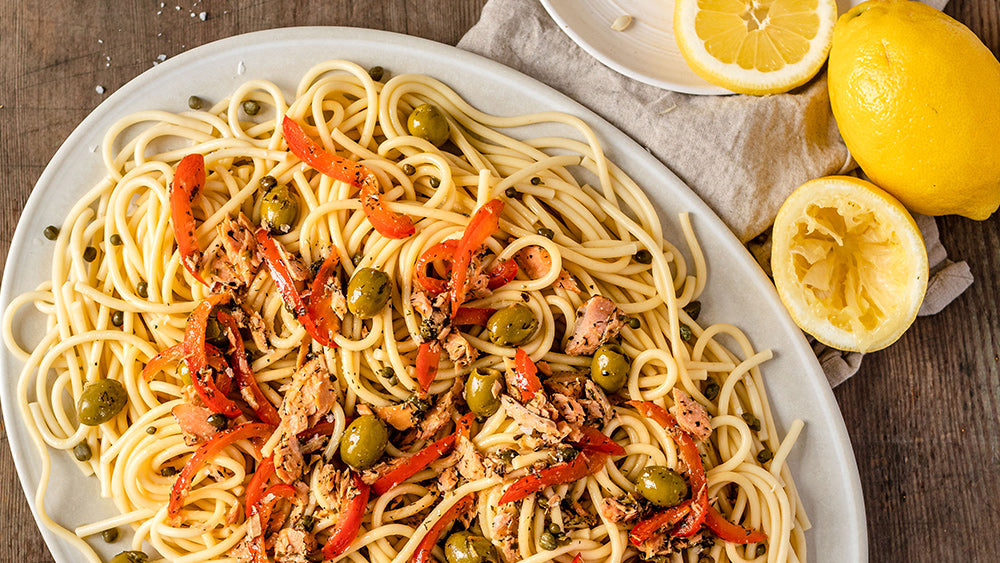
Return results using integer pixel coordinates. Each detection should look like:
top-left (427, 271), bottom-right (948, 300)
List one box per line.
top-left (0, 25), bottom-right (867, 562)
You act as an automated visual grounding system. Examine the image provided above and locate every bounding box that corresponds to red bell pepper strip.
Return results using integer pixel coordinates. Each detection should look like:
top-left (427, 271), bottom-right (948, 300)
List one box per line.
top-left (167, 422), bottom-right (274, 521)
top-left (247, 483), bottom-right (298, 563)
top-left (244, 455), bottom-right (276, 520)
top-left (255, 227), bottom-right (334, 347)
top-left (415, 239), bottom-right (457, 294)
top-left (203, 344), bottom-right (232, 393)
top-left (282, 116), bottom-right (414, 239)
top-left (190, 359), bottom-right (241, 418)
top-left (499, 450), bottom-right (607, 504)
top-left (321, 472), bottom-right (371, 560)
top-left (628, 501), bottom-right (692, 545)
top-left (571, 555), bottom-right (584, 563)
top-left (306, 250), bottom-right (343, 347)
top-left (703, 504), bottom-right (768, 544)
top-left (573, 426), bottom-right (626, 456)
top-left (169, 153), bottom-right (208, 286)
top-left (449, 199), bottom-right (504, 316)
top-left (415, 341), bottom-right (442, 394)
top-left (141, 342), bottom-right (186, 381)
top-left (627, 400), bottom-right (708, 537)
top-left (486, 258), bottom-right (518, 290)
top-left (452, 306), bottom-right (496, 327)
top-left (371, 413), bottom-right (474, 495)
top-left (512, 348), bottom-right (542, 401)
top-left (216, 310), bottom-right (281, 426)
top-left (413, 493), bottom-right (475, 563)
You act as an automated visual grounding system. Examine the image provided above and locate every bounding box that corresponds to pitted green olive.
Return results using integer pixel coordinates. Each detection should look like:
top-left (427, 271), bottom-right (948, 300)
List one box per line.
top-left (590, 344), bottom-right (629, 393)
top-left (407, 103), bottom-right (450, 147)
top-left (78, 379), bottom-right (127, 426)
top-left (108, 551), bottom-right (148, 563)
top-left (346, 268), bottom-right (391, 319)
top-left (339, 415), bottom-right (388, 469)
top-left (635, 465), bottom-right (689, 507)
top-left (486, 304), bottom-right (538, 346)
top-left (445, 530), bottom-right (499, 563)
top-left (260, 184), bottom-right (299, 234)
top-left (465, 368), bottom-right (503, 418)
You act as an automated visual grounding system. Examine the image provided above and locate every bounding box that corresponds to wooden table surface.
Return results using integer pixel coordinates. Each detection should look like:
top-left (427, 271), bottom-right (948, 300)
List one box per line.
top-left (2, 1), bottom-right (998, 561)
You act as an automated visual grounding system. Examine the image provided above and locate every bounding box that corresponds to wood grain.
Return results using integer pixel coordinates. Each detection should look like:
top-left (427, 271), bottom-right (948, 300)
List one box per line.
top-left (1, 1), bottom-right (997, 562)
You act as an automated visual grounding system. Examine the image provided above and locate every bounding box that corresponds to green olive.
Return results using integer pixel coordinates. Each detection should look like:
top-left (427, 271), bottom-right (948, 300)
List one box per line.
top-left (260, 184), bottom-right (299, 234)
top-left (486, 304), bottom-right (538, 347)
top-left (590, 344), bottom-right (629, 393)
top-left (465, 368), bottom-right (503, 418)
top-left (635, 466), bottom-right (689, 507)
top-left (346, 268), bottom-right (391, 319)
top-left (204, 315), bottom-right (228, 348)
top-left (407, 103), bottom-right (450, 146)
top-left (339, 415), bottom-right (388, 469)
top-left (108, 551), bottom-right (148, 563)
top-left (78, 380), bottom-right (127, 426)
top-left (445, 531), bottom-right (499, 563)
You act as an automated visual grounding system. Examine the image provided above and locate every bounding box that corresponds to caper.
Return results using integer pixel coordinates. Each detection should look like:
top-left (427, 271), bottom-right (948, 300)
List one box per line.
top-left (207, 413), bottom-right (228, 431)
top-left (43, 225), bottom-right (60, 240)
top-left (742, 412), bottom-right (761, 432)
top-left (260, 175), bottom-right (277, 190)
top-left (110, 233), bottom-right (123, 246)
top-left (204, 315), bottom-right (228, 348)
top-left (111, 311), bottom-right (124, 327)
top-left (547, 523), bottom-right (562, 535)
top-left (160, 466), bottom-right (179, 477)
top-left (73, 441), bottom-right (93, 462)
top-left (530, 176), bottom-right (542, 186)
top-left (537, 227), bottom-right (555, 239)
top-left (635, 466), bottom-right (689, 507)
top-left (339, 415), bottom-right (388, 469)
top-left (486, 304), bottom-right (538, 347)
top-left (704, 379), bottom-right (720, 401)
top-left (242, 99), bottom-right (261, 115)
top-left (497, 448), bottom-right (517, 465)
top-left (346, 268), bottom-right (391, 319)
top-left (590, 344), bottom-right (629, 393)
top-left (625, 316), bottom-right (641, 329)
top-left (445, 530), bottom-right (499, 563)
top-left (756, 544), bottom-right (767, 556)
top-left (296, 513), bottom-right (316, 531)
top-left (538, 531), bottom-right (557, 551)
top-left (698, 556), bottom-right (716, 563)
top-left (145, 426), bottom-right (157, 435)
top-left (429, 176), bottom-right (441, 188)
top-left (368, 65), bottom-right (385, 81)
top-left (101, 527), bottom-right (119, 543)
top-left (233, 157), bottom-right (252, 167)
top-left (108, 551), bottom-right (148, 563)
top-left (756, 448), bottom-right (774, 464)
top-left (553, 446), bottom-right (579, 463)
top-left (407, 103), bottom-right (450, 146)
top-left (378, 366), bottom-right (397, 384)
top-left (634, 249), bottom-right (653, 264)
top-left (683, 300), bottom-right (702, 321)
top-left (136, 281), bottom-right (149, 298)
top-left (465, 368), bottom-right (503, 418)
top-left (259, 184), bottom-right (299, 234)
top-left (504, 187), bottom-right (518, 198)
top-left (187, 95), bottom-right (204, 110)
top-left (83, 246), bottom-right (98, 262)
top-left (77, 379), bottom-right (127, 426)
top-left (402, 163), bottom-right (416, 175)
top-left (679, 324), bottom-right (694, 342)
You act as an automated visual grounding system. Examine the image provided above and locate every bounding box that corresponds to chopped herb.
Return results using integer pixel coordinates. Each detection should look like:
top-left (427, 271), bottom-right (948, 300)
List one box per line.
top-left (296, 514), bottom-right (316, 532)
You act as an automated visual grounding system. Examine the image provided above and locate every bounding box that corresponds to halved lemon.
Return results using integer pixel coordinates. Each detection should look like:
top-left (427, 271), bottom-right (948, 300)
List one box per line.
top-left (674, 0), bottom-right (838, 95)
top-left (771, 176), bottom-right (928, 352)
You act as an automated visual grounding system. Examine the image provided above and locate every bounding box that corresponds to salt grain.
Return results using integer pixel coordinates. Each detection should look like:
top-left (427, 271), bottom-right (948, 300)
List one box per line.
top-left (95, 85), bottom-right (105, 94)
top-left (199, 11), bottom-right (206, 20)
top-left (237, 61), bottom-right (246, 75)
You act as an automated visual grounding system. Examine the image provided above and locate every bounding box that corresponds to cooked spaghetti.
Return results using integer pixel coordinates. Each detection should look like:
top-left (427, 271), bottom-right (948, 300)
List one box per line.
top-left (4, 60), bottom-right (809, 563)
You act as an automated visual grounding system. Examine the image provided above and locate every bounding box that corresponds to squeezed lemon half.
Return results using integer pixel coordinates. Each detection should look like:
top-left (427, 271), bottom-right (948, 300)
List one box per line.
top-left (771, 176), bottom-right (928, 352)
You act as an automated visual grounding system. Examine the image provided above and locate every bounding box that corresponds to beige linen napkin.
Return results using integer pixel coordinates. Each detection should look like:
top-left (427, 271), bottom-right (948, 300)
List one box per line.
top-left (458, 0), bottom-right (972, 386)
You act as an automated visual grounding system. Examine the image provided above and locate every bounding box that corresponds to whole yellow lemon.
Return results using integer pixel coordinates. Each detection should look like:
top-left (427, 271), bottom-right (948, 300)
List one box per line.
top-left (828, 0), bottom-right (1000, 220)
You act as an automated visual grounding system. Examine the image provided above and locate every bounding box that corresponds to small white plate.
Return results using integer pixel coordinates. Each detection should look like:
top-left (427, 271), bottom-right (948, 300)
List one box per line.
top-left (540, 0), bottom-right (860, 95)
